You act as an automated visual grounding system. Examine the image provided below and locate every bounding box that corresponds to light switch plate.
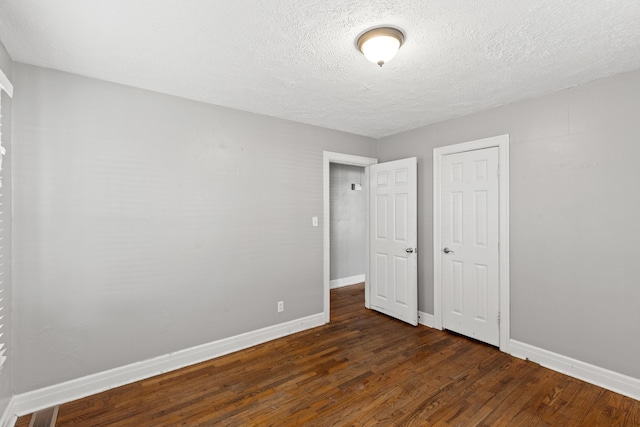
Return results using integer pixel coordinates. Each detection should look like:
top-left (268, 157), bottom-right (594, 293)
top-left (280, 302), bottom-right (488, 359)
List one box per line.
top-left (312, 217), bottom-right (318, 227)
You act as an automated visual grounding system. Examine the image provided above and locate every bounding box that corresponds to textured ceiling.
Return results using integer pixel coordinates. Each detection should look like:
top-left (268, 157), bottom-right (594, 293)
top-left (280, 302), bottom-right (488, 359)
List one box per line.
top-left (1, 1), bottom-right (640, 138)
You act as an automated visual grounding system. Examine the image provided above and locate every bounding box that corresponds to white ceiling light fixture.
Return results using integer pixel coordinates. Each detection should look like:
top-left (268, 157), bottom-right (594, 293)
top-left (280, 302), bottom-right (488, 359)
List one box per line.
top-left (357, 27), bottom-right (405, 67)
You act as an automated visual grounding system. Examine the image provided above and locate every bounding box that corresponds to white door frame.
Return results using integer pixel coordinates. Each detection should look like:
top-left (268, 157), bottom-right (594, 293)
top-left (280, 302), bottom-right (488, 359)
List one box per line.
top-left (433, 135), bottom-right (510, 353)
top-left (323, 151), bottom-right (378, 323)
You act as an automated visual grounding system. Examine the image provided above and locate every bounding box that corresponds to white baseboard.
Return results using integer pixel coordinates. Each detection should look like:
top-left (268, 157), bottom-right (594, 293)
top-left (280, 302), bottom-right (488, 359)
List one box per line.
top-left (510, 339), bottom-right (640, 401)
top-left (0, 397), bottom-right (16, 427)
top-left (14, 313), bottom-right (325, 417)
top-left (418, 311), bottom-right (436, 328)
top-left (330, 274), bottom-right (365, 289)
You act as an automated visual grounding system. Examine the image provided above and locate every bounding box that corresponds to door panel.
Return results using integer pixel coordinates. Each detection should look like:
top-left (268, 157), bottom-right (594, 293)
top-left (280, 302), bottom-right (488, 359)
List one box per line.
top-left (442, 148), bottom-right (499, 345)
top-left (369, 158), bottom-right (418, 326)
top-left (375, 253), bottom-right (388, 299)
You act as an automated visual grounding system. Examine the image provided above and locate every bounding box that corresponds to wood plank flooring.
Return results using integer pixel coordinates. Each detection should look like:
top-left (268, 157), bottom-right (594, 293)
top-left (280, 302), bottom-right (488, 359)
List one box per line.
top-left (16, 283), bottom-right (640, 426)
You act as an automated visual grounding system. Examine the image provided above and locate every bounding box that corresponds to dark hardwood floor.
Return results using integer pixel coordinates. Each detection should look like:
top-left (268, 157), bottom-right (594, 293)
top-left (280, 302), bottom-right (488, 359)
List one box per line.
top-left (16, 283), bottom-right (640, 426)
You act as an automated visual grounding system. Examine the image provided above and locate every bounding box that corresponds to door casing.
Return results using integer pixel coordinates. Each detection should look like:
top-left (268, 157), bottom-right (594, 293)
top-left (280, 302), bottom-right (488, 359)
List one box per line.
top-left (433, 135), bottom-right (510, 353)
top-left (323, 151), bottom-right (378, 323)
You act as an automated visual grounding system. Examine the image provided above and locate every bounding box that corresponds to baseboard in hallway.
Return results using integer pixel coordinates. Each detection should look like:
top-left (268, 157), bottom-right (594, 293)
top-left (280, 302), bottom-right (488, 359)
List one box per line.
top-left (330, 274), bottom-right (365, 289)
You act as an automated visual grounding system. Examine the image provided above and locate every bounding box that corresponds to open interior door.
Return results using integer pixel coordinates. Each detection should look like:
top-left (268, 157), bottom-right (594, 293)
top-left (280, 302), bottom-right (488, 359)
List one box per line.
top-left (368, 158), bottom-right (418, 326)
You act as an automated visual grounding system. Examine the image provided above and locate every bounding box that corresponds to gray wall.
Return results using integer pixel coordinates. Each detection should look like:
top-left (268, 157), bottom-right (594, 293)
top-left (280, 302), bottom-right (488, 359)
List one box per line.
top-left (0, 40), bottom-right (12, 416)
top-left (12, 63), bottom-right (376, 393)
top-left (378, 69), bottom-right (640, 379)
top-left (329, 164), bottom-right (365, 281)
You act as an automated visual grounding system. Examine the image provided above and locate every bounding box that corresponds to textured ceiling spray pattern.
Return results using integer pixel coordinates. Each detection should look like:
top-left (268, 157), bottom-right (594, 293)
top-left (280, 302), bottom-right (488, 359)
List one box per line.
top-left (1, 0), bottom-right (640, 137)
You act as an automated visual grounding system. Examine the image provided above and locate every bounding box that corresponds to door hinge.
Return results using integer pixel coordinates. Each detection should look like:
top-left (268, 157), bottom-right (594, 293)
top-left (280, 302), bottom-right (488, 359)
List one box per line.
top-left (497, 311), bottom-right (501, 325)
top-left (497, 167), bottom-right (500, 178)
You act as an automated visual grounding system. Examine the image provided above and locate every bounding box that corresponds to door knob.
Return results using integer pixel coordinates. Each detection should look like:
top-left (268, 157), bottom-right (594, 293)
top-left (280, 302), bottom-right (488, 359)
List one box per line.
top-left (406, 248), bottom-right (414, 254)
top-left (443, 247), bottom-right (454, 254)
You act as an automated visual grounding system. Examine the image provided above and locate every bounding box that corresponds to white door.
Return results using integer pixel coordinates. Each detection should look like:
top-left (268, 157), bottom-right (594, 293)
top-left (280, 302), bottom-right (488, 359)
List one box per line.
top-left (369, 158), bottom-right (418, 326)
top-left (441, 147), bottom-right (500, 345)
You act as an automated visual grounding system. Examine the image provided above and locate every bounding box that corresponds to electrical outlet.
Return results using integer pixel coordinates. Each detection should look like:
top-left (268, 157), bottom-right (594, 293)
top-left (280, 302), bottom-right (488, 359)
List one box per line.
top-left (277, 301), bottom-right (284, 312)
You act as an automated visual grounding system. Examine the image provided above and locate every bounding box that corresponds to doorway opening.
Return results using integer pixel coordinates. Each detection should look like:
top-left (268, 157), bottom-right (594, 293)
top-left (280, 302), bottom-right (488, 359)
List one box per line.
top-left (329, 163), bottom-right (366, 290)
top-left (322, 152), bottom-right (377, 323)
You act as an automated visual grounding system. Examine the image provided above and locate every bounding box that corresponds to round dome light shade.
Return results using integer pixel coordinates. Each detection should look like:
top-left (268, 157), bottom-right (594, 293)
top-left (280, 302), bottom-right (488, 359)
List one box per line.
top-left (357, 27), bottom-right (404, 67)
